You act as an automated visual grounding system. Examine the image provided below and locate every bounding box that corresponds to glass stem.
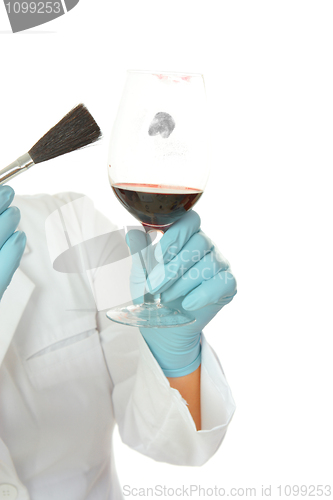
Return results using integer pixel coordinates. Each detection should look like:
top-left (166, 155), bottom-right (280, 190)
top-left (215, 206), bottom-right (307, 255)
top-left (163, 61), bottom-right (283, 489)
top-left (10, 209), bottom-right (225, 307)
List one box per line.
top-left (144, 292), bottom-right (161, 306)
top-left (142, 226), bottom-right (164, 307)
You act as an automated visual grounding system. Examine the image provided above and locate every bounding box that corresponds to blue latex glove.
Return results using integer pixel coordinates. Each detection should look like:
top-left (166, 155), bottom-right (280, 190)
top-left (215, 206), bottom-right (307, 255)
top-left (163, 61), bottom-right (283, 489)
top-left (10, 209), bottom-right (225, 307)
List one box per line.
top-left (0, 186), bottom-right (26, 301)
top-left (126, 211), bottom-right (237, 378)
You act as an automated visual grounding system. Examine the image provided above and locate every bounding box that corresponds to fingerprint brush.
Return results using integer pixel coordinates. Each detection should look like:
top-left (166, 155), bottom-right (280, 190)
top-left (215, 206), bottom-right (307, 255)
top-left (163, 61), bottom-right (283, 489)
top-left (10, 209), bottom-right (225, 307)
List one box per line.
top-left (0, 104), bottom-right (102, 185)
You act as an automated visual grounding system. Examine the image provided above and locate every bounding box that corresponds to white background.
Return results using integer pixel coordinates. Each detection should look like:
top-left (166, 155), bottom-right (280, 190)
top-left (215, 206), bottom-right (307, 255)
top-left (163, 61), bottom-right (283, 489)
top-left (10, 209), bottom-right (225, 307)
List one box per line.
top-left (1, 1), bottom-right (333, 498)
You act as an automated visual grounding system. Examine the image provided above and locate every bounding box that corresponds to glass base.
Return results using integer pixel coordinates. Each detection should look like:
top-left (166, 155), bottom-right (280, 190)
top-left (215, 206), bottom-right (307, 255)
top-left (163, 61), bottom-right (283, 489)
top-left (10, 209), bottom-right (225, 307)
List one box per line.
top-left (106, 302), bottom-right (195, 328)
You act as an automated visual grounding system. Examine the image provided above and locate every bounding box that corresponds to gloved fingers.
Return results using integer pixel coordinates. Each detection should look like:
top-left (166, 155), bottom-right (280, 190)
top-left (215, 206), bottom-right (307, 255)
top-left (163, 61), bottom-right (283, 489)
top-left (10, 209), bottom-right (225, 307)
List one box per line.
top-left (0, 231), bottom-right (26, 298)
top-left (0, 206), bottom-right (21, 249)
top-left (181, 270), bottom-right (237, 311)
top-left (0, 186), bottom-right (15, 216)
top-left (155, 210), bottom-right (201, 264)
top-left (147, 230), bottom-right (213, 294)
top-left (161, 248), bottom-right (229, 303)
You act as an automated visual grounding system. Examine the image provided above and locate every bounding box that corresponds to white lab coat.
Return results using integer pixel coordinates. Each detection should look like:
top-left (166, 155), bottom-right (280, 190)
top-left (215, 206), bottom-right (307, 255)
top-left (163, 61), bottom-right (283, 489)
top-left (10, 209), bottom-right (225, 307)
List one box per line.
top-left (0, 193), bottom-right (235, 500)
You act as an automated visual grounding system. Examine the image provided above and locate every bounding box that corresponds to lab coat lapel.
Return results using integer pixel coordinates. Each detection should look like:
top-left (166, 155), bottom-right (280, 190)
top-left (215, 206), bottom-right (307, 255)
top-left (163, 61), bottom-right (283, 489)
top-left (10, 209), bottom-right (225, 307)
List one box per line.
top-left (0, 257), bottom-right (35, 367)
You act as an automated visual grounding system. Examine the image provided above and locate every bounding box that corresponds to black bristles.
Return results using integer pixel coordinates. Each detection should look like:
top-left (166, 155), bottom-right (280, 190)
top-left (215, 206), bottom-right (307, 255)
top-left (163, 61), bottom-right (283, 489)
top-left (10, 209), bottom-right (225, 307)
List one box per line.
top-left (28, 104), bottom-right (102, 164)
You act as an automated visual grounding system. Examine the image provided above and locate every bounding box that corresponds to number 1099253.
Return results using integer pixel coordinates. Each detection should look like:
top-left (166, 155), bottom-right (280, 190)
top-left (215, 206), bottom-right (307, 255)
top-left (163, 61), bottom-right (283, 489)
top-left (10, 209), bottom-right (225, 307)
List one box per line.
top-left (5, 2), bottom-right (61, 14)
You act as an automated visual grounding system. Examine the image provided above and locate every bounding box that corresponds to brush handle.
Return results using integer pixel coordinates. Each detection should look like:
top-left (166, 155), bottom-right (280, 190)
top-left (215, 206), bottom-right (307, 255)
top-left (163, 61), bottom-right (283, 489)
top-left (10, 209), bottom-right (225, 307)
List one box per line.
top-left (0, 153), bottom-right (35, 186)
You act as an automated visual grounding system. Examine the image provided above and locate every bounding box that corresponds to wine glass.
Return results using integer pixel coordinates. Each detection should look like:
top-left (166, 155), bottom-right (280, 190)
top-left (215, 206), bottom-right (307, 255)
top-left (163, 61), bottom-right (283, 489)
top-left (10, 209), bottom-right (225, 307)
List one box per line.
top-left (106, 70), bottom-right (210, 328)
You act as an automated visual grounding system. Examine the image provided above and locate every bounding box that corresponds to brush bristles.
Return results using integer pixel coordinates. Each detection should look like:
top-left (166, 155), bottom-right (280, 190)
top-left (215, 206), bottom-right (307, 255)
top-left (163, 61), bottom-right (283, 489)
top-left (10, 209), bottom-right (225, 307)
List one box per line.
top-left (28, 104), bottom-right (102, 164)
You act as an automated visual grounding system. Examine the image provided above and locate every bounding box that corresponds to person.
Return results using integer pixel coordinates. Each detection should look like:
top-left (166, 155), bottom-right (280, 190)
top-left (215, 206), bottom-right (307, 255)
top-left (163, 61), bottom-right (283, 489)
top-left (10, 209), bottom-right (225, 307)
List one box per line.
top-left (0, 184), bottom-right (237, 500)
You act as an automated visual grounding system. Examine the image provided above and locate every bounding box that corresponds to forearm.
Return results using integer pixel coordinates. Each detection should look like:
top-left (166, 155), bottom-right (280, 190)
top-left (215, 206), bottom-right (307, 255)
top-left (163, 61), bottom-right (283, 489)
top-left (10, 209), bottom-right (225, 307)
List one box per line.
top-left (167, 364), bottom-right (201, 430)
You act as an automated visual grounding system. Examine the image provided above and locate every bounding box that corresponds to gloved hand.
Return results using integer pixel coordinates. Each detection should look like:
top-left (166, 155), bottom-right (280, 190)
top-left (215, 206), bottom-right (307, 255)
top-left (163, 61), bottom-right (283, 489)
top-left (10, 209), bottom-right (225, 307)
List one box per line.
top-left (0, 185), bottom-right (26, 301)
top-left (126, 211), bottom-right (237, 378)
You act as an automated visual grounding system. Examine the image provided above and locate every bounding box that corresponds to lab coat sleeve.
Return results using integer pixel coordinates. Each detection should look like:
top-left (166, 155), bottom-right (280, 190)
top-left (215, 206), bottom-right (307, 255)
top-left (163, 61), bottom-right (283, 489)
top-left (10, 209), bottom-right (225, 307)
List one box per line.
top-left (81, 193), bottom-right (236, 466)
top-left (99, 320), bottom-right (236, 467)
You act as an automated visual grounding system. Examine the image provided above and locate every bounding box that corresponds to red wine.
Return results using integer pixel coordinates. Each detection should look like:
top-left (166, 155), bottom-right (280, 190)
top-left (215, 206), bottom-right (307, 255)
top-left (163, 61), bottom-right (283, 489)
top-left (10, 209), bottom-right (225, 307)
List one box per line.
top-left (112, 183), bottom-right (203, 229)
